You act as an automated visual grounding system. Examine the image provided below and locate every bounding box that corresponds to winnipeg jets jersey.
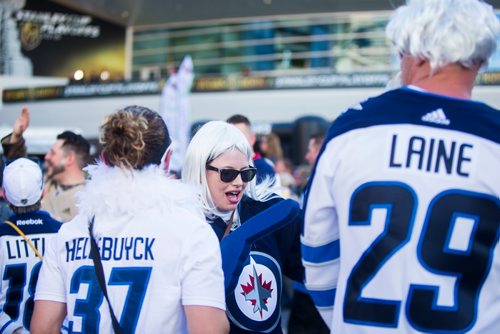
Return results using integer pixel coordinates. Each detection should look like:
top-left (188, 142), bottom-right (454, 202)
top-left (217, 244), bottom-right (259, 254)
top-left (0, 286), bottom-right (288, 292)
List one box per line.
top-left (211, 196), bottom-right (303, 333)
top-left (302, 87), bottom-right (500, 333)
top-left (0, 211), bottom-right (62, 333)
top-left (35, 164), bottom-right (226, 333)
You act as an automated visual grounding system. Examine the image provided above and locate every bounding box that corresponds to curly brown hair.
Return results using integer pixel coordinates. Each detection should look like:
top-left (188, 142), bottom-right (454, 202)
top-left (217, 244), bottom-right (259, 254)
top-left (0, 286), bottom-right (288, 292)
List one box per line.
top-left (100, 105), bottom-right (170, 169)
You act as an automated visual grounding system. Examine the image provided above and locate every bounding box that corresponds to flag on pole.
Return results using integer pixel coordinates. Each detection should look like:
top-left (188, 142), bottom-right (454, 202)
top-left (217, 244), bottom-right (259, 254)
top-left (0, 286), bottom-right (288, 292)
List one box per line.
top-left (159, 55), bottom-right (194, 176)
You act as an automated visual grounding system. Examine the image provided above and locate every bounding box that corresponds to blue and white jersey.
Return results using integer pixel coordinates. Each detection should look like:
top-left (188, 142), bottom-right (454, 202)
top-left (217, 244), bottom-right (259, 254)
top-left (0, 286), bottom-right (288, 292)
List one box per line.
top-left (211, 196), bottom-right (303, 334)
top-left (35, 163), bottom-right (225, 334)
top-left (0, 210), bottom-right (62, 333)
top-left (302, 87), bottom-right (500, 333)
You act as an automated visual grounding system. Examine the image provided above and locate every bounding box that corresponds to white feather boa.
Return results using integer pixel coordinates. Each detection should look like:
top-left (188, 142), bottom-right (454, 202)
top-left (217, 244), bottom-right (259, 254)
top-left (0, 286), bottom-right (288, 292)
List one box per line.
top-left (77, 162), bottom-right (201, 219)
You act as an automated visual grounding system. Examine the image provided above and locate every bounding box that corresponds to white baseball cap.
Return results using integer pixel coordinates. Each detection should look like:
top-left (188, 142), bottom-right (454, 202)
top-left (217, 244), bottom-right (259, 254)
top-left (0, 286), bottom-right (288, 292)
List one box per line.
top-left (2, 158), bottom-right (44, 207)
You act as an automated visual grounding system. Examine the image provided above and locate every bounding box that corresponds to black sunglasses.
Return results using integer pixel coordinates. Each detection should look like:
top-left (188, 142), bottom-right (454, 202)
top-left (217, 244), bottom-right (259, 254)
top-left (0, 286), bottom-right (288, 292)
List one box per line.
top-left (206, 165), bottom-right (257, 183)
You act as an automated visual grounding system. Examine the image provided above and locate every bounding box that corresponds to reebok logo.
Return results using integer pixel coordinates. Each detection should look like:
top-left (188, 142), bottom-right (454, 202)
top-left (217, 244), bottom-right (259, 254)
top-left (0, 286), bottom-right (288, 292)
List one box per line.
top-left (17, 219), bottom-right (43, 226)
top-left (421, 108), bottom-right (450, 126)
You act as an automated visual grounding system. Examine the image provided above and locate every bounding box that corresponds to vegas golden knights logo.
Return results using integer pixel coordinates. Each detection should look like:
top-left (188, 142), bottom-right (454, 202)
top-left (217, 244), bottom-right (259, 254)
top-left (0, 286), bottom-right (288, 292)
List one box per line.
top-left (20, 22), bottom-right (42, 51)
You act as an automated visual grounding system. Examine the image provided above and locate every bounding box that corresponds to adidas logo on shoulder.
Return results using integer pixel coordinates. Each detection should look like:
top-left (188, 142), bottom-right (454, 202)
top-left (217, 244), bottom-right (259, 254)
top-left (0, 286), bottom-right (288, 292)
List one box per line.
top-left (421, 108), bottom-right (450, 126)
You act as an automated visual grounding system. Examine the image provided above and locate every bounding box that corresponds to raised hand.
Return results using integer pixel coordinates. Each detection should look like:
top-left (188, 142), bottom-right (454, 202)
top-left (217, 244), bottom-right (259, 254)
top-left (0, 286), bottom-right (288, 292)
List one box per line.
top-left (11, 107), bottom-right (30, 143)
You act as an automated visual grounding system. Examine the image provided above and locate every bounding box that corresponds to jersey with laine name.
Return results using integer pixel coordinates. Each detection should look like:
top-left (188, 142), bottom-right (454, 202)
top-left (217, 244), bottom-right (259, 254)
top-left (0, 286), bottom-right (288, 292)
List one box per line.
top-left (0, 210), bottom-right (62, 333)
top-left (301, 87), bottom-right (500, 333)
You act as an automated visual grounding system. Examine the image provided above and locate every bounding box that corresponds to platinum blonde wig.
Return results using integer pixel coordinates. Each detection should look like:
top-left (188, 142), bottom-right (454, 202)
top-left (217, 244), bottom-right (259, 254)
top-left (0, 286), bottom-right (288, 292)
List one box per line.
top-left (386, 0), bottom-right (500, 72)
top-left (182, 121), bottom-right (276, 218)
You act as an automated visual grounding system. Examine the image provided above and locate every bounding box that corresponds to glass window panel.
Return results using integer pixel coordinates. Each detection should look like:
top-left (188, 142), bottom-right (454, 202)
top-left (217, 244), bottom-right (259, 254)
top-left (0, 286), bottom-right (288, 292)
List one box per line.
top-left (132, 12), bottom-right (395, 76)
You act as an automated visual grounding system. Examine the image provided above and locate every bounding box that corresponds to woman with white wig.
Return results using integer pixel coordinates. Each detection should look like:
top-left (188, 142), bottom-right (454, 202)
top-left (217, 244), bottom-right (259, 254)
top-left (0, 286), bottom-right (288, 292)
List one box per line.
top-left (182, 121), bottom-right (303, 334)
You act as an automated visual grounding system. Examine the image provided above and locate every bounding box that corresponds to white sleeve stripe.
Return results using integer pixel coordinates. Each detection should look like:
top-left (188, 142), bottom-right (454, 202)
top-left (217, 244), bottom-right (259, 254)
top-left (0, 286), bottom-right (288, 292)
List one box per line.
top-left (300, 234), bottom-right (339, 247)
top-left (302, 258), bottom-right (339, 267)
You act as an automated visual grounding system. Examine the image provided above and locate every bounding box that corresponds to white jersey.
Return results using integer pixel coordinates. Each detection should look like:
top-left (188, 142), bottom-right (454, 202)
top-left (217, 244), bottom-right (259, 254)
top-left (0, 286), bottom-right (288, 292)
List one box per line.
top-left (1, 211), bottom-right (61, 333)
top-left (302, 87), bottom-right (500, 333)
top-left (35, 163), bottom-right (225, 333)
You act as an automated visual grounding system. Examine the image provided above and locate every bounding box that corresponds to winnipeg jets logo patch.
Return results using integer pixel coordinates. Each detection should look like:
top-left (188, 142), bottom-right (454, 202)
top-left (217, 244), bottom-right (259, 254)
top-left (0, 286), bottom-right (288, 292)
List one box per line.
top-left (227, 251), bottom-right (282, 332)
top-left (240, 257), bottom-right (274, 318)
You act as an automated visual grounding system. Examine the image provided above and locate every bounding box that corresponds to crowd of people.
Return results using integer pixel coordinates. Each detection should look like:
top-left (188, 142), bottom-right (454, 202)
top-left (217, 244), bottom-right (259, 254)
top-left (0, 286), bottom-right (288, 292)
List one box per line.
top-left (1, 0), bottom-right (499, 333)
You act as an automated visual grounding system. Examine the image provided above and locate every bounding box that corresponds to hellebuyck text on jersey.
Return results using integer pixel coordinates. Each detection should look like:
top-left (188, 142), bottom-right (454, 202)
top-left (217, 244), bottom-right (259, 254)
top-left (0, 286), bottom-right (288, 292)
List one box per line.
top-left (389, 134), bottom-right (473, 177)
top-left (65, 237), bottom-right (155, 262)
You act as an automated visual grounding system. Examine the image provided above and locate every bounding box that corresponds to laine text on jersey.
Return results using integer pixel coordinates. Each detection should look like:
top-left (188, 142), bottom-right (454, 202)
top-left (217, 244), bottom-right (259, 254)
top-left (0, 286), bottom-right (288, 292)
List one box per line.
top-left (389, 134), bottom-right (473, 177)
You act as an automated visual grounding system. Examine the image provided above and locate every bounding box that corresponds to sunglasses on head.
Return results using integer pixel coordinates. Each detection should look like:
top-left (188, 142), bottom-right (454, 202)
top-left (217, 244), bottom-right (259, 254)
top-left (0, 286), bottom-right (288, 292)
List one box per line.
top-left (206, 165), bottom-right (257, 183)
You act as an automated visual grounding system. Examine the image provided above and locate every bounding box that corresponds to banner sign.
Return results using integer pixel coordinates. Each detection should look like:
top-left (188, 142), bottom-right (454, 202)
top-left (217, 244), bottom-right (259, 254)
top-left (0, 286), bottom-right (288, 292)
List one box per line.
top-left (3, 71), bottom-right (500, 103)
top-left (2, 81), bottom-right (160, 103)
